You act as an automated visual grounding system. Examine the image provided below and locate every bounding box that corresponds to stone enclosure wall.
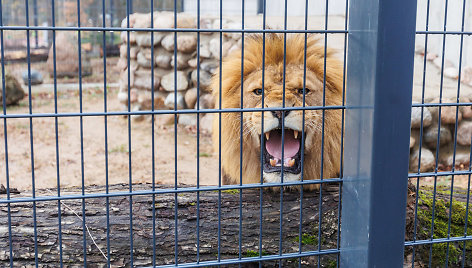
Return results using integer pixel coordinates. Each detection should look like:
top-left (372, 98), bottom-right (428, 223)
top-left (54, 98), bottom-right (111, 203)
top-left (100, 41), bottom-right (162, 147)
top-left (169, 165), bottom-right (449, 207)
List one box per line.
top-left (117, 12), bottom-right (244, 133)
top-left (410, 99), bottom-right (472, 172)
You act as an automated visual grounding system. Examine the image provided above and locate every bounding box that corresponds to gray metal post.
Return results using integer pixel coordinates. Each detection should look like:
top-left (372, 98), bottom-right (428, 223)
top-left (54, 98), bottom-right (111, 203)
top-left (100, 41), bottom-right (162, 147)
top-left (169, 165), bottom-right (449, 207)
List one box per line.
top-left (340, 0), bottom-right (417, 267)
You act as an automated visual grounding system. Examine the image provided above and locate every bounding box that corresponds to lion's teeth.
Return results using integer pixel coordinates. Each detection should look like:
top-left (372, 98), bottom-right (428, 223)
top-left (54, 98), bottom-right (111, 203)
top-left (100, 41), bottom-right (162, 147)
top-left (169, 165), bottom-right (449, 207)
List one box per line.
top-left (288, 159), bottom-right (295, 167)
top-left (294, 130), bottom-right (299, 139)
top-left (265, 133), bottom-right (270, 140)
top-left (270, 159), bottom-right (276, 167)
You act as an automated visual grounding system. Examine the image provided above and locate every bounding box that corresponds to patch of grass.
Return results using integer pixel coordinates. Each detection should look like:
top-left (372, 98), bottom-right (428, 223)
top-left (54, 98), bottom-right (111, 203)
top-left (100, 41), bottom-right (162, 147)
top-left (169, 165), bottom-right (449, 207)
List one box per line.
top-left (109, 144), bottom-right (128, 153)
top-left (295, 233), bottom-right (318, 246)
top-left (326, 259), bottom-right (337, 268)
top-left (221, 189), bottom-right (240, 195)
top-left (416, 189), bottom-right (472, 266)
top-left (243, 250), bottom-right (268, 258)
top-left (199, 152), bottom-right (211, 157)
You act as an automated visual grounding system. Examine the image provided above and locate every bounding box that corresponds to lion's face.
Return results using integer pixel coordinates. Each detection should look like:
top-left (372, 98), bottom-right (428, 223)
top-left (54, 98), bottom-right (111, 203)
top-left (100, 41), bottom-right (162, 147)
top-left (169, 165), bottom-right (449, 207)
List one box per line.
top-left (212, 34), bottom-right (343, 188)
top-left (242, 65), bottom-right (325, 183)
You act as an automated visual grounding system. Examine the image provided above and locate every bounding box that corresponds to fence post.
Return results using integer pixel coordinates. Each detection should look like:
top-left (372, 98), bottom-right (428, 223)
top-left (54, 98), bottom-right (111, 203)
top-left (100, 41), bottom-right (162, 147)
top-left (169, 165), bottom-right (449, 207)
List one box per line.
top-left (340, 0), bottom-right (417, 266)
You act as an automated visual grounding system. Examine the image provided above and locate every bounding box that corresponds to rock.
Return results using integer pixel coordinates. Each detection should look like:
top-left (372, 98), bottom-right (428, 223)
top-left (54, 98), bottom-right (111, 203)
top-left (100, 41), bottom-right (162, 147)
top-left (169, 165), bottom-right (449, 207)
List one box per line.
top-left (410, 104), bottom-right (432, 128)
top-left (131, 105), bottom-right (145, 122)
top-left (209, 37), bottom-right (232, 60)
top-left (161, 35), bottom-right (175, 51)
top-left (153, 12), bottom-right (175, 28)
top-left (137, 50), bottom-right (154, 68)
top-left (131, 13), bottom-right (154, 28)
top-left (199, 44), bottom-right (211, 58)
top-left (223, 22), bottom-right (242, 40)
top-left (117, 91), bottom-right (128, 104)
top-left (120, 31), bottom-right (137, 44)
top-left (430, 98), bottom-right (463, 124)
top-left (155, 53), bottom-right (172, 69)
top-left (409, 147), bottom-right (435, 172)
top-left (191, 69), bottom-right (212, 90)
top-left (46, 32), bottom-right (92, 78)
top-left (21, 69), bottom-right (43, 85)
top-left (424, 125), bottom-right (452, 149)
top-left (185, 87), bottom-right (198, 109)
top-left (200, 61), bottom-right (218, 74)
top-left (459, 97), bottom-right (472, 119)
top-left (441, 105), bottom-right (462, 124)
top-left (200, 114), bottom-right (214, 133)
top-left (462, 66), bottom-right (472, 86)
top-left (120, 64), bottom-right (148, 90)
top-left (161, 71), bottom-right (189, 92)
top-left (121, 15), bottom-right (134, 28)
top-left (133, 70), bottom-right (161, 91)
top-left (165, 92), bottom-right (185, 109)
top-left (195, 93), bottom-right (215, 110)
top-left (137, 91), bottom-right (167, 110)
top-left (188, 57), bottom-right (199, 68)
top-left (457, 121), bottom-right (472, 146)
top-left (176, 34), bottom-right (197, 53)
top-left (228, 44), bottom-right (240, 55)
top-left (117, 58), bottom-right (128, 71)
top-left (156, 114), bottom-right (177, 126)
top-left (130, 88), bottom-right (139, 104)
top-left (410, 136), bottom-right (415, 148)
top-left (171, 52), bottom-right (192, 70)
top-left (425, 53), bottom-right (437, 61)
top-left (439, 145), bottom-right (471, 167)
top-left (117, 87), bottom-right (139, 106)
top-left (0, 74), bottom-right (24, 105)
top-left (153, 11), bottom-right (196, 29)
top-left (120, 45), bottom-right (139, 59)
top-left (135, 32), bottom-right (165, 47)
top-left (444, 67), bottom-right (459, 79)
top-left (178, 114), bottom-right (198, 126)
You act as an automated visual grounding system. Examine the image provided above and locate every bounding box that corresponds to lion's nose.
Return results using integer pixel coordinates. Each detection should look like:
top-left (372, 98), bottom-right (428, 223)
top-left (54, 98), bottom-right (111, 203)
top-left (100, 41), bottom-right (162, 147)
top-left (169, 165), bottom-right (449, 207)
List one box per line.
top-left (271, 110), bottom-right (290, 120)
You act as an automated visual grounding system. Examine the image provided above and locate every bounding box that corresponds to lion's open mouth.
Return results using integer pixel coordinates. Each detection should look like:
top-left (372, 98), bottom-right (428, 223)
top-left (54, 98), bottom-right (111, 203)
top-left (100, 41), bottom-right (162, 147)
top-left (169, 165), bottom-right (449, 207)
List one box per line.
top-left (262, 128), bottom-right (302, 174)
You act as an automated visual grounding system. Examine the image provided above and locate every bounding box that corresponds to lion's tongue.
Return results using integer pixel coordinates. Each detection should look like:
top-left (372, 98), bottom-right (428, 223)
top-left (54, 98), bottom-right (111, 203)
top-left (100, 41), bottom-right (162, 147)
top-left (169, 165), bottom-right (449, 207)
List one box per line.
top-left (265, 130), bottom-right (300, 159)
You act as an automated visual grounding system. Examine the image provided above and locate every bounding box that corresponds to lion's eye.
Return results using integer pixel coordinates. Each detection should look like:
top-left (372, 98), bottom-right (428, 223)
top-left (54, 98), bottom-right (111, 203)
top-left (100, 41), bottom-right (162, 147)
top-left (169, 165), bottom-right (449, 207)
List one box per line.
top-left (253, 88), bottom-right (263, 96)
top-left (298, 88), bottom-right (310, 95)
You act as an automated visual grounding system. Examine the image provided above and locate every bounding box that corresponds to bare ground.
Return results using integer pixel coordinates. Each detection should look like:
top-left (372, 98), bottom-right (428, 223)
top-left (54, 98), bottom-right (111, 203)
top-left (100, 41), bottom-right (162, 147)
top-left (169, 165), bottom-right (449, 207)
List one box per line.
top-left (0, 87), bottom-right (219, 195)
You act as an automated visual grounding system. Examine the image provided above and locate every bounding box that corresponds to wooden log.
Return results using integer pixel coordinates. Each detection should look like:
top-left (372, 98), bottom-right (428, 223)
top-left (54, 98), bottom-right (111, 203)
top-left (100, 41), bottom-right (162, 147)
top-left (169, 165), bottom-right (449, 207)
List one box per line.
top-left (0, 183), bottom-right (344, 267)
top-left (3, 182), bottom-right (468, 267)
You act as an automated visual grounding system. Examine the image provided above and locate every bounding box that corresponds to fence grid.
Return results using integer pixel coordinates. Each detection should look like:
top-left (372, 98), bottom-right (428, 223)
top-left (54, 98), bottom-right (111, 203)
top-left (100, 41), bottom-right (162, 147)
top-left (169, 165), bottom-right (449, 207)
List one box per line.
top-left (0, 0), bottom-right (471, 267)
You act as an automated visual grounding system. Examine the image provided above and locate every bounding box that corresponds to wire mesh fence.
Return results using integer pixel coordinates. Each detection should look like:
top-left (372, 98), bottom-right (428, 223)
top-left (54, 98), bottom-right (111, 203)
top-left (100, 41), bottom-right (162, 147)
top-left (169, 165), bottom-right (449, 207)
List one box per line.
top-left (406, 0), bottom-right (472, 266)
top-left (0, 0), bottom-right (470, 267)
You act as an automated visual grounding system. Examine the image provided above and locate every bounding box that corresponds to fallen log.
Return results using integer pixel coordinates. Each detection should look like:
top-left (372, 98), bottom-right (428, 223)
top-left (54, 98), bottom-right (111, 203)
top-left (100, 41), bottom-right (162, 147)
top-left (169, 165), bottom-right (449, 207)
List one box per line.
top-left (0, 183), bottom-right (343, 267)
top-left (1, 182), bottom-right (470, 267)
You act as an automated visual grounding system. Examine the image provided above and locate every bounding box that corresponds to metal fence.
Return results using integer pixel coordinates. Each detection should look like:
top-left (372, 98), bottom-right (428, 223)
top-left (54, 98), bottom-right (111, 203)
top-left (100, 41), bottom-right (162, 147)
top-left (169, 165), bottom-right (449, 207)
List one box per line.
top-left (0, 0), bottom-right (471, 267)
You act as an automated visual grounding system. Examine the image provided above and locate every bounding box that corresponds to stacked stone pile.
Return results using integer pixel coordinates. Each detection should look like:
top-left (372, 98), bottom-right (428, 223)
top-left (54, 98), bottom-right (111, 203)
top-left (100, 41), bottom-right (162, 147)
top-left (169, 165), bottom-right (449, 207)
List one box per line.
top-left (410, 98), bottom-right (472, 172)
top-left (117, 12), bottom-right (243, 132)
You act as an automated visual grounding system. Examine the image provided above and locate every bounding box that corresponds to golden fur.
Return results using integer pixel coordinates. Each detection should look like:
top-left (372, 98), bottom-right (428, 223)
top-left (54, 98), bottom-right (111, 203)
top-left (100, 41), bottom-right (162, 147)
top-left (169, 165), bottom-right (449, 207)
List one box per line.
top-left (211, 34), bottom-right (343, 190)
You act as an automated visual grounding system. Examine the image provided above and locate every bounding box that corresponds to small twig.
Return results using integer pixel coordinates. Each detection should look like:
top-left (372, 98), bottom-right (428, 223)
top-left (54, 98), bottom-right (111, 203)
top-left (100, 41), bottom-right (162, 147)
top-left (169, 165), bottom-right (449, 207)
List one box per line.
top-left (45, 189), bottom-right (109, 262)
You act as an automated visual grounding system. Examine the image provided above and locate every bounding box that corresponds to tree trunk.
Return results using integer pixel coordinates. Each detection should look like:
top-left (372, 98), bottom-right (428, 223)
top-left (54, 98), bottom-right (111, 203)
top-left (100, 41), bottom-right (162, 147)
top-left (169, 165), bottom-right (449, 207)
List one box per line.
top-left (0, 183), bottom-right (343, 267)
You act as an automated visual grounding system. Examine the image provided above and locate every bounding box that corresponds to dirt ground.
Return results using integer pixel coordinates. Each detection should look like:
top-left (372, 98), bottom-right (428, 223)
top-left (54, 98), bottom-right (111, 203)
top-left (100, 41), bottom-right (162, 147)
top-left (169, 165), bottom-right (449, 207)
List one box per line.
top-left (0, 86), bottom-right (219, 195)
top-left (5, 56), bottom-right (121, 85)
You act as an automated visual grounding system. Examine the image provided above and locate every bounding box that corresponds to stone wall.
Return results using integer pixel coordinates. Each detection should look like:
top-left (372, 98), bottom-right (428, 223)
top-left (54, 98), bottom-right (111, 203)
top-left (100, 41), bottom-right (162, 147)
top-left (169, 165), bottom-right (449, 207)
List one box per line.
top-left (410, 98), bottom-right (472, 172)
top-left (117, 12), bottom-right (243, 132)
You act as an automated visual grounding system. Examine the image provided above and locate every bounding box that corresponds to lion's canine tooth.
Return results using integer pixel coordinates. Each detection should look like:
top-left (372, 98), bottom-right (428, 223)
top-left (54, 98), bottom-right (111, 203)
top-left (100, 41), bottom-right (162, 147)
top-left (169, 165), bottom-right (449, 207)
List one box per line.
top-left (270, 159), bottom-right (276, 167)
top-left (265, 133), bottom-right (270, 140)
top-left (288, 159), bottom-right (295, 167)
top-left (294, 130), bottom-right (299, 139)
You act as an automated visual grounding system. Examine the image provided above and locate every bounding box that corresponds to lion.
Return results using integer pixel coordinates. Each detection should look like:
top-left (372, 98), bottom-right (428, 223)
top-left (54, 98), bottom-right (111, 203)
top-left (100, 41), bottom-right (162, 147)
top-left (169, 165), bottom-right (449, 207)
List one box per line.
top-left (211, 33), bottom-right (343, 190)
